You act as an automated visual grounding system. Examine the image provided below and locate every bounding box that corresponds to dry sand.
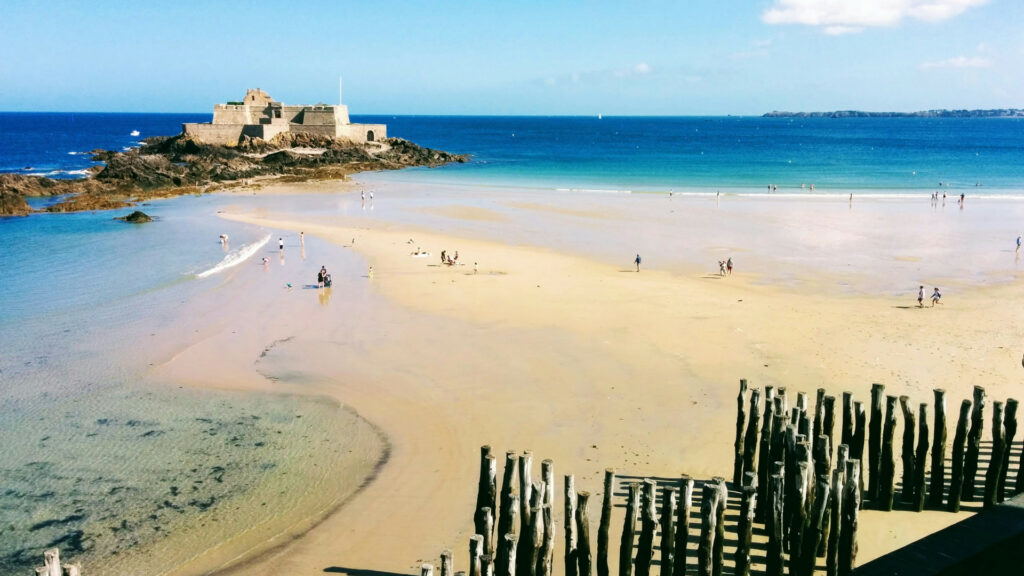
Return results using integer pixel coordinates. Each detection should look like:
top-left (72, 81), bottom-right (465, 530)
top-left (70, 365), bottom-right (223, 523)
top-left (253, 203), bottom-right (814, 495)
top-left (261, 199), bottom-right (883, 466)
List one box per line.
top-left (154, 178), bottom-right (1024, 575)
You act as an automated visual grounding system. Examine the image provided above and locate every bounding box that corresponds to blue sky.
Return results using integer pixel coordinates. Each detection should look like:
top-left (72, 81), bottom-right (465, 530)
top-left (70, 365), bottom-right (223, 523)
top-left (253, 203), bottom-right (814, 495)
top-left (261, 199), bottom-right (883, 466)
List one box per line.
top-left (1, 0), bottom-right (1020, 114)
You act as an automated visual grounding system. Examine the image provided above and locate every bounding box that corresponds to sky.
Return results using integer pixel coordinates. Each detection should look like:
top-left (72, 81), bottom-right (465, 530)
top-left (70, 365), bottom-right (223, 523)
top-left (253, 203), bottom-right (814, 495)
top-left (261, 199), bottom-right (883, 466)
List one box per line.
top-left (1, 0), bottom-right (1021, 115)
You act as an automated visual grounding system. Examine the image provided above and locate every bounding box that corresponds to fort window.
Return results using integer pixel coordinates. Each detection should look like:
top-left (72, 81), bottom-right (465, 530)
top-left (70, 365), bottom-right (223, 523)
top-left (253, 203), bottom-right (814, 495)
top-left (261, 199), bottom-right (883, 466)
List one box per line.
top-left (367, 130), bottom-right (375, 142)
top-left (274, 110), bottom-right (281, 119)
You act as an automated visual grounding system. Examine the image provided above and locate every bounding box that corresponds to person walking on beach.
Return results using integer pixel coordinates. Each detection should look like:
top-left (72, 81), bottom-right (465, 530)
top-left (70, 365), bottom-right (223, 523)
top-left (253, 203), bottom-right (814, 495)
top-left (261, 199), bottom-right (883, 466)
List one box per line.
top-left (726, 257), bottom-right (733, 275)
top-left (719, 260), bottom-right (726, 275)
top-left (1016, 235), bottom-right (1021, 253)
top-left (918, 285), bottom-right (925, 308)
top-left (635, 254), bottom-right (642, 272)
top-left (300, 231), bottom-right (304, 246)
top-left (931, 287), bottom-right (942, 306)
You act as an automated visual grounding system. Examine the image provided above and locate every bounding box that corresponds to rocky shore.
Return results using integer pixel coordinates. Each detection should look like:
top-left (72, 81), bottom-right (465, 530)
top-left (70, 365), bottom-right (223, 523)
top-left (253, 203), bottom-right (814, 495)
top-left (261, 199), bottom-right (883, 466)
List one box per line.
top-left (0, 131), bottom-right (467, 216)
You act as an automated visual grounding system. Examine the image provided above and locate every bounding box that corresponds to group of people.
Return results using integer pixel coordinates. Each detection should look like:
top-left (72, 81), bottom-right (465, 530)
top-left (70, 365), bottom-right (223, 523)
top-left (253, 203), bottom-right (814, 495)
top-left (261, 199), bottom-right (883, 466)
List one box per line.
top-left (717, 257), bottom-right (733, 276)
top-left (317, 265), bottom-right (332, 288)
top-left (917, 285), bottom-right (941, 307)
top-left (441, 250), bottom-right (460, 266)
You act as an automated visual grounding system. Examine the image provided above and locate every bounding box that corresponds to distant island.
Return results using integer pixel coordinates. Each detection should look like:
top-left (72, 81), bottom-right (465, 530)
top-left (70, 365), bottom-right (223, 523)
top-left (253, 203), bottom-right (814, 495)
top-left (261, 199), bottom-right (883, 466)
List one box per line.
top-left (764, 109), bottom-right (1024, 118)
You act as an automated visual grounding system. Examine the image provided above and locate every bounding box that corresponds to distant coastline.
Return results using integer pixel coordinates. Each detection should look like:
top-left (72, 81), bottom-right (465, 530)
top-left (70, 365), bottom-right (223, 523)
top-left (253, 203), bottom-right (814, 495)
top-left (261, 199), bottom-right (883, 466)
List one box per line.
top-left (763, 108), bottom-right (1024, 118)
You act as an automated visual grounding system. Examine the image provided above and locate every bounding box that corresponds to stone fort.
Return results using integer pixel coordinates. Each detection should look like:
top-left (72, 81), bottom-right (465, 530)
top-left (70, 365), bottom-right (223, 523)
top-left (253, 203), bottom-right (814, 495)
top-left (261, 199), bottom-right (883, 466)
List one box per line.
top-left (183, 88), bottom-right (386, 145)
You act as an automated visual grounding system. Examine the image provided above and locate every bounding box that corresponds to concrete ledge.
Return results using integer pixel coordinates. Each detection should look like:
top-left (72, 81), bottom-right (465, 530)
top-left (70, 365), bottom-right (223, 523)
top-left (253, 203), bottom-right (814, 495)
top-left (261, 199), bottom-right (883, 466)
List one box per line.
top-left (856, 493), bottom-right (1024, 575)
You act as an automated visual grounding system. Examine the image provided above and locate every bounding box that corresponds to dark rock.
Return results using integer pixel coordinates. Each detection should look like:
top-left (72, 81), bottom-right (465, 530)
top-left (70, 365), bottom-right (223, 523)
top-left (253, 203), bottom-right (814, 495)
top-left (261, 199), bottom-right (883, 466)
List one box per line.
top-left (0, 187), bottom-right (31, 216)
top-left (115, 210), bottom-right (153, 223)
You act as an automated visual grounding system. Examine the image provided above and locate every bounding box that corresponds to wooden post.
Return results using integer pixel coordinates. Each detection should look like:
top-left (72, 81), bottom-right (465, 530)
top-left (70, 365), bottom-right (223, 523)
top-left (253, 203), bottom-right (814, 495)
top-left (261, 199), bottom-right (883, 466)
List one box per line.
top-left (471, 535), bottom-right (485, 576)
top-left (899, 396), bottom-right (917, 504)
top-left (577, 492), bottom-right (593, 576)
top-left (947, 400), bottom-right (972, 512)
top-left (819, 444), bottom-right (846, 559)
top-left (566, 475), bottom-right (578, 576)
top-left (984, 401), bottom-right (1006, 510)
top-left (697, 483), bottom-right (720, 576)
top-left (852, 402), bottom-right (866, 507)
top-left (757, 388), bottom-right (776, 523)
top-left (783, 425), bottom-right (799, 543)
top-left (814, 434), bottom-right (832, 485)
top-left (743, 388), bottom-right (763, 482)
top-left (929, 390), bottom-right (948, 509)
top-left (713, 478), bottom-right (726, 576)
top-left (598, 469), bottom-right (615, 576)
top-left (838, 461), bottom-right (860, 576)
top-left (499, 451), bottom-right (517, 541)
top-left (800, 476), bottom-right (830, 576)
top-left (660, 488), bottom-right (677, 576)
top-left (673, 476), bottom-right (694, 576)
top-left (767, 470), bottom-right (785, 576)
top-left (868, 383), bottom-right (885, 500)
top-left (877, 395), bottom-right (898, 511)
top-left (962, 385), bottom-right (986, 501)
top-left (478, 446), bottom-right (498, 539)
top-left (518, 485), bottom-right (543, 576)
top-left (735, 379), bottom-right (749, 485)
top-left (769, 412), bottom-right (788, 487)
top-left (999, 398), bottom-right (1018, 502)
top-left (498, 494), bottom-right (519, 576)
top-left (814, 388), bottom-right (826, 457)
top-left (735, 486), bottom-right (756, 576)
top-left (539, 505), bottom-right (555, 576)
top-left (424, 563), bottom-right (436, 576)
top-left (913, 404), bottom-right (929, 512)
top-left (842, 392), bottom-right (855, 449)
top-left (476, 507), bottom-right (495, 555)
top-left (442, 550), bottom-right (454, 576)
top-left (825, 467), bottom-right (844, 576)
top-left (789, 457), bottom-right (810, 572)
top-left (635, 480), bottom-right (658, 576)
top-left (519, 452), bottom-right (534, 542)
top-left (822, 395), bottom-right (836, 464)
top-left (619, 483), bottom-right (640, 576)
top-left (542, 460), bottom-right (555, 510)
top-left (482, 556), bottom-right (495, 576)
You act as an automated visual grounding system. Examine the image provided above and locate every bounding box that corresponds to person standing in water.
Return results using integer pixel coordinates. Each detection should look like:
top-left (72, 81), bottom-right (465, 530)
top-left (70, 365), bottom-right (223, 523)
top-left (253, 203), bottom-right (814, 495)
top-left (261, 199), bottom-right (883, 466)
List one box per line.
top-left (279, 237), bottom-right (284, 251)
top-left (726, 257), bottom-right (733, 275)
top-left (300, 231), bottom-right (304, 246)
top-left (634, 254), bottom-right (642, 272)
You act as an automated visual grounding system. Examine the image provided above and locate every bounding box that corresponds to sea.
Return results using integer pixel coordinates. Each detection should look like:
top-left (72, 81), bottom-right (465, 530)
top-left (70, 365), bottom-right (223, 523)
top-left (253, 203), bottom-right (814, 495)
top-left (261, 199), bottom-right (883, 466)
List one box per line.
top-left (2, 112), bottom-right (1024, 574)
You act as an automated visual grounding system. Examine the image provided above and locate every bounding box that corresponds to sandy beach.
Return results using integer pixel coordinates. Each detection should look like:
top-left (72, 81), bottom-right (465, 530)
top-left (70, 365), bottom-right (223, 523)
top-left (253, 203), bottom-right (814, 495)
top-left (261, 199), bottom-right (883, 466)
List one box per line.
top-left (149, 177), bottom-right (1024, 576)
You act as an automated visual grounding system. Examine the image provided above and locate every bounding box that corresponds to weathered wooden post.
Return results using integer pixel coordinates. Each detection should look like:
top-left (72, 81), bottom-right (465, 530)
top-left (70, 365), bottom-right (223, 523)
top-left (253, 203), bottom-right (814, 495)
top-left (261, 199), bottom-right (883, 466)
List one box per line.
top-left (999, 398), bottom-right (1018, 502)
top-left (868, 383), bottom-right (885, 501)
top-left (767, 469), bottom-right (785, 576)
top-left (471, 535), bottom-right (485, 576)
top-left (519, 452), bottom-right (534, 543)
top-left (539, 505), bottom-right (555, 576)
top-left (984, 401), bottom-right (1006, 510)
top-left (800, 476), bottom-right (830, 576)
top-left (823, 395), bottom-right (837, 464)
top-left (947, 400), bottom-right (972, 513)
top-left (424, 563), bottom-right (436, 576)
top-left (619, 483), bottom-right (640, 576)
top-left (814, 434), bottom-right (832, 486)
top-left (635, 480), bottom-right (658, 576)
top-left (818, 443), bottom-right (846, 558)
top-left (498, 495), bottom-right (520, 576)
top-left (673, 475), bottom-right (694, 576)
top-left (735, 485), bottom-right (756, 576)
top-left (814, 388), bottom-right (826, 454)
top-left (784, 425), bottom-right (799, 543)
top-left (598, 469), bottom-right (615, 576)
top-left (518, 485), bottom-right (544, 576)
top-left (577, 492), bottom-right (593, 576)
top-left (899, 396), bottom-right (917, 504)
top-left (566, 475), bottom-right (578, 576)
top-left (483, 555), bottom-right (495, 576)
top-left (542, 460), bottom-right (555, 509)
top-left (842, 392), bottom-right (855, 449)
top-left (852, 402), bottom-right (866, 508)
top-left (499, 451), bottom-right (517, 541)
top-left (789, 453), bottom-right (811, 572)
top-left (442, 549), bottom-right (454, 576)
top-left (877, 395), bottom-right (898, 511)
top-left (735, 379), bottom-right (749, 485)
top-left (826, 467), bottom-right (844, 576)
top-left (478, 446), bottom-right (498, 543)
top-left (838, 462), bottom-right (860, 576)
top-left (713, 478), bottom-right (727, 576)
top-left (758, 389), bottom-right (776, 522)
top-left (698, 483), bottom-right (720, 576)
top-left (929, 389), bottom-right (948, 509)
top-left (477, 507), bottom-right (495, 556)
top-left (913, 404), bottom-right (930, 512)
top-left (660, 488), bottom-right (677, 576)
top-left (743, 388), bottom-right (763, 482)
top-left (962, 385), bottom-right (986, 501)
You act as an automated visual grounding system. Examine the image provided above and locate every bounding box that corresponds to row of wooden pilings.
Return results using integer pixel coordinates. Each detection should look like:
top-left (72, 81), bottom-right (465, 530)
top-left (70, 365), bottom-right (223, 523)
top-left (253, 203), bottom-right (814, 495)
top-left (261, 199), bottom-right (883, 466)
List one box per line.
top-left (421, 381), bottom-right (1020, 576)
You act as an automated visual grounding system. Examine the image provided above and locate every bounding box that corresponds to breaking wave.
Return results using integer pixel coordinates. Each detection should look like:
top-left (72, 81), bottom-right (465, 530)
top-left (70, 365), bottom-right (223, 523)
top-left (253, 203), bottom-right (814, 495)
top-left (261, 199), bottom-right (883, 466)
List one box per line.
top-left (195, 234), bottom-right (271, 279)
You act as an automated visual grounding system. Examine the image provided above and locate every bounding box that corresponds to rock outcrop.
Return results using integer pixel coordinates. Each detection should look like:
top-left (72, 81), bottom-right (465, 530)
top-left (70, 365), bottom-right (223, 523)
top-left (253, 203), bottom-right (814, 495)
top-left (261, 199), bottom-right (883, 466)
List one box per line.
top-left (0, 132), bottom-right (468, 215)
top-left (115, 210), bottom-right (153, 223)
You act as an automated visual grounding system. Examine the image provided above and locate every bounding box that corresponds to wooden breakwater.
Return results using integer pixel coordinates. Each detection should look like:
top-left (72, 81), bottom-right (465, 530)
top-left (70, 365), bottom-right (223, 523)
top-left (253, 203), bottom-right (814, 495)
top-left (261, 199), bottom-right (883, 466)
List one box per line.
top-left (425, 381), bottom-right (1021, 576)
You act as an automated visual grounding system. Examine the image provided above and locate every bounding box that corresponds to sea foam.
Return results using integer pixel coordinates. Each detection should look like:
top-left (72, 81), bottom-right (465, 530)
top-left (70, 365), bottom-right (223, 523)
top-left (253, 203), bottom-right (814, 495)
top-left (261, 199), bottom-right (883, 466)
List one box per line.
top-left (195, 234), bottom-right (270, 279)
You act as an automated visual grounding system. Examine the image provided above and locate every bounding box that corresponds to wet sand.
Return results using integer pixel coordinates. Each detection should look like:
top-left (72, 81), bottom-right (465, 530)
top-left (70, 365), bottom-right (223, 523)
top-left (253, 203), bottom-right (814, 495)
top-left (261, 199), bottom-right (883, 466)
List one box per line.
top-left (159, 178), bottom-right (1024, 575)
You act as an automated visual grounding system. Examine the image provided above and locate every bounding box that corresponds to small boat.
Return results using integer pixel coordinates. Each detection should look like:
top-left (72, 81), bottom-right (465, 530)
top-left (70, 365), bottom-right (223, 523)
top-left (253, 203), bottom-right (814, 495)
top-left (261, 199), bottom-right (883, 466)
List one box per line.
top-left (130, 130), bottom-right (140, 137)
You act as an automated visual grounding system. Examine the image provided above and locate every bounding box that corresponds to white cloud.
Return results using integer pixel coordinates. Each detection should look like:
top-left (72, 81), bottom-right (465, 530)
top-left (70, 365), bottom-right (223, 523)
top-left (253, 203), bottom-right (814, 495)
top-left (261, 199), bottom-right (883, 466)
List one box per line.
top-left (920, 55), bottom-right (992, 69)
top-left (762, 0), bottom-right (988, 33)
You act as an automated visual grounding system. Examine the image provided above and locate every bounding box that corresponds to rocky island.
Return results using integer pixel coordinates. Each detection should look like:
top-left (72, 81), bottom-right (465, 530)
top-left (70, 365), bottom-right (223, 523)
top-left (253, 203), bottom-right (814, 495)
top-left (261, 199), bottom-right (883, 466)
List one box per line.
top-left (0, 88), bottom-right (467, 216)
